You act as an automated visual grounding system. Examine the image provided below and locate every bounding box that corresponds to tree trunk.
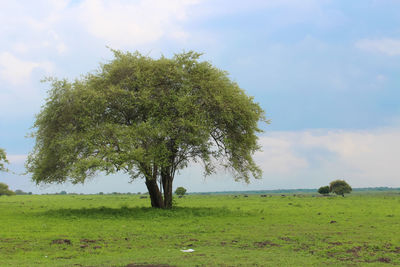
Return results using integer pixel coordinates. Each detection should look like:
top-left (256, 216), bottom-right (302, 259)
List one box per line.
top-left (161, 168), bottom-right (174, 209)
top-left (145, 177), bottom-right (164, 208)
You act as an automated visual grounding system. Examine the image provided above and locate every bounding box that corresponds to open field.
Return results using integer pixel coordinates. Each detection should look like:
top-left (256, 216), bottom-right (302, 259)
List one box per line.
top-left (1, 193), bottom-right (399, 266)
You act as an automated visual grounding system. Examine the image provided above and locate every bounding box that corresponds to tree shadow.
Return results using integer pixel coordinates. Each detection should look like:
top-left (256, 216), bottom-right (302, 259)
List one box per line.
top-left (41, 206), bottom-right (245, 219)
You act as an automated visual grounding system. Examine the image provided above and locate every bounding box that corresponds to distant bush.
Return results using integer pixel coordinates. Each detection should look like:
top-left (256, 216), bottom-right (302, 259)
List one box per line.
top-left (318, 186), bottom-right (330, 195)
top-left (175, 187), bottom-right (187, 197)
top-left (329, 180), bottom-right (352, 197)
top-left (0, 182), bottom-right (15, 196)
top-left (60, 191), bottom-right (67, 195)
top-left (15, 189), bottom-right (28, 195)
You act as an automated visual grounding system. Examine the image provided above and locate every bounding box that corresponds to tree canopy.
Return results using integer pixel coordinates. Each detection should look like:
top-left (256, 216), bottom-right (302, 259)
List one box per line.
top-left (175, 186), bottom-right (187, 196)
top-left (0, 182), bottom-right (14, 196)
top-left (0, 148), bottom-right (9, 172)
top-left (26, 50), bottom-right (267, 208)
top-left (329, 180), bottom-right (352, 197)
top-left (318, 186), bottom-right (330, 195)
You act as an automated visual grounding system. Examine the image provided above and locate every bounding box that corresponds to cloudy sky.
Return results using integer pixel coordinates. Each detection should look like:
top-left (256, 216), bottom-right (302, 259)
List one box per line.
top-left (1, 0), bottom-right (399, 193)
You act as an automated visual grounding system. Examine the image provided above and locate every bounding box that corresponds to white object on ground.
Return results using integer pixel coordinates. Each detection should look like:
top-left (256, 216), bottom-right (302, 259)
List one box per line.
top-left (181, 249), bottom-right (195, 252)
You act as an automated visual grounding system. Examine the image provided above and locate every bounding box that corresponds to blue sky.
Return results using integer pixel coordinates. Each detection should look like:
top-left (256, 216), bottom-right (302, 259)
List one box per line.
top-left (1, 0), bottom-right (399, 193)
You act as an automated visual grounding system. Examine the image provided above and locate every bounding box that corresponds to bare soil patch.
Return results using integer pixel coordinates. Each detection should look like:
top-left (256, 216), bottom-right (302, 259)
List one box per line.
top-left (51, 239), bottom-right (71, 245)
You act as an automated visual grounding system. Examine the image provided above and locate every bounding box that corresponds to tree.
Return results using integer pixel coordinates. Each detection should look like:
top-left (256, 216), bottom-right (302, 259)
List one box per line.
top-left (318, 186), bottom-right (330, 195)
top-left (26, 50), bottom-right (267, 209)
top-left (329, 180), bottom-right (352, 197)
top-left (0, 183), bottom-right (14, 196)
top-left (15, 189), bottom-right (28, 195)
top-left (0, 148), bottom-right (9, 172)
top-left (175, 186), bottom-right (187, 196)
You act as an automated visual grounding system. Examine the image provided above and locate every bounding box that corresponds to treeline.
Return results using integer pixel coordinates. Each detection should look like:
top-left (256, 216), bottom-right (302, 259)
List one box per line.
top-left (192, 187), bottom-right (400, 195)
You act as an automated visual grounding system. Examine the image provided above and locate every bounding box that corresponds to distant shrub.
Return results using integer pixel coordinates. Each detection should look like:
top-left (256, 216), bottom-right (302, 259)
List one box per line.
top-left (0, 182), bottom-right (15, 196)
top-left (329, 180), bottom-right (352, 197)
top-left (60, 190), bottom-right (67, 195)
top-left (318, 186), bottom-right (330, 195)
top-left (15, 189), bottom-right (28, 195)
top-left (175, 187), bottom-right (187, 197)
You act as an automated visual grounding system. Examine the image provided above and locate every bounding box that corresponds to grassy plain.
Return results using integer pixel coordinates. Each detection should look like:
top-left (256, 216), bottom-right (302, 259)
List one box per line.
top-left (1, 193), bottom-right (399, 266)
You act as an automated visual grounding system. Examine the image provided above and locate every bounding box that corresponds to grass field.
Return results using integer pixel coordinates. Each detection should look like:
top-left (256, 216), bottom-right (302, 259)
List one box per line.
top-left (1, 193), bottom-right (399, 266)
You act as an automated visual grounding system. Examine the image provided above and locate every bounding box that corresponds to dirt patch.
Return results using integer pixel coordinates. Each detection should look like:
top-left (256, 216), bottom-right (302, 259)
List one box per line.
top-left (51, 239), bottom-right (71, 245)
top-left (327, 251), bottom-right (339, 258)
top-left (383, 243), bottom-right (392, 249)
top-left (254, 240), bottom-right (281, 248)
top-left (346, 246), bottom-right (362, 257)
top-left (55, 256), bottom-right (73, 259)
top-left (80, 239), bottom-right (97, 243)
top-left (377, 257), bottom-right (391, 263)
top-left (330, 220), bottom-right (337, 224)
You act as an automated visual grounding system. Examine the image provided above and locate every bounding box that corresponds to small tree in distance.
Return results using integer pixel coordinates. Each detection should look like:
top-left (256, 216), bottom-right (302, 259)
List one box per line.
top-left (329, 179), bottom-right (352, 197)
top-left (0, 182), bottom-right (15, 196)
top-left (175, 187), bottom-right (187, 197)
top-left (318, 186), bottom-right (330, 195)
top-left (15, 189), bottom-right (28, 195)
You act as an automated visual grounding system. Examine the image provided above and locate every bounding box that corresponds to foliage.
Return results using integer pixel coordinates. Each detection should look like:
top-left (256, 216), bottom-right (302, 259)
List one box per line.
top-left (317, 186), bottom-right (330, 195)
top-left (175, 186), bottom-right (187, 196)
top-left (0, 182), bottom-right (14, 196)
top-left (0, 148), bottom-right (9, 172)
top-left (329, 179), bottom-right (352, 196)
top-left (26, 50), bottom-right (267, 208)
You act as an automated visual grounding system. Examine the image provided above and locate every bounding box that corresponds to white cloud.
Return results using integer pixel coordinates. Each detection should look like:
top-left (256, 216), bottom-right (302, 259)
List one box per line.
top-left (255, 136), bottom-right (308, 174)
top-left (0, 1), bottom-right (69, 55)
top-left (256, 128), bottom-right (400, 188)
top-left (356, 38), bottom-right (400, 56)
top-left (77, 0), bottom-right (200, 47)
top-left (7, 154), bottom-right (27, 165)
top-left (0, 52), bottom-right (53, 85)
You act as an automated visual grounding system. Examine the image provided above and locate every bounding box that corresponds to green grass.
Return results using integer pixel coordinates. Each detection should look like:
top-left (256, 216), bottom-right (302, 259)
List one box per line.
top-left (1, 193), bottom-right (399, 266)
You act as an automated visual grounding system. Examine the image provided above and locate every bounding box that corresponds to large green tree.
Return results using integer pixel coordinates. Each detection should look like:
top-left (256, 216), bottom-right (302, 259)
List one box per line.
top-left (27, 51), bottom-right (267, 208)
top-left (0, 148), bottom-right (9, 172)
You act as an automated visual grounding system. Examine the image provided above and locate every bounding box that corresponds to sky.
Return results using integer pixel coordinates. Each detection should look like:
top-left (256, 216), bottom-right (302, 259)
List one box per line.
top-left (0, 0), bottom-right (399, 194)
